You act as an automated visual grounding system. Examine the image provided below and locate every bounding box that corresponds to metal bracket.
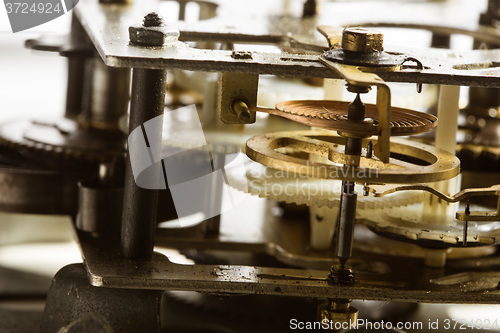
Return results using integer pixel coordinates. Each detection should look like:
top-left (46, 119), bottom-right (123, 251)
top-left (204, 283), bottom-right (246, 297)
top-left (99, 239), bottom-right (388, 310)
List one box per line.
top-left (369, 184), bottom-right (500, 221)
top-left (318, 59), bottom-right (392, 163)
top-left (218, 72), bottom-right (259, 124)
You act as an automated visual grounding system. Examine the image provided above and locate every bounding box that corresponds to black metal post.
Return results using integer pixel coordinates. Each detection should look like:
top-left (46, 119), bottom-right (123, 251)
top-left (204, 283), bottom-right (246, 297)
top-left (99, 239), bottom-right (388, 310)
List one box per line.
top-left (65, 13), bottom-right (91, 120)
top-left (121, 68), bottom-right (166, 259)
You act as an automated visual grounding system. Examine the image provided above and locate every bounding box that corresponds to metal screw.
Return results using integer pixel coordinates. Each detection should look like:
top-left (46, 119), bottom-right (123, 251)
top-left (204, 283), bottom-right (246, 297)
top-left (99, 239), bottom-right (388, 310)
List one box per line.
top-left (143, 12), bottom-right (163, 27)
top-left (129, 12), bottom-right (180, 47)
top-left (231, 50), bottom-right (253, 60)
top-left (328, 265), bottom-right (355, 286)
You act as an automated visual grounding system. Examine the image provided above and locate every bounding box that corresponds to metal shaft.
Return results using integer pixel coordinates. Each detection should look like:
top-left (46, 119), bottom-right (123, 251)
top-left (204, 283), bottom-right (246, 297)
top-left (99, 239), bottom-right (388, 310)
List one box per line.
top-left (336, 94), bottom-right (364, 268)
top-left (88, 57), bottom-right (130, 129)
top-left (202, 146), bottom-right (224, 235)
top-left (121, 68), bottom-right (166, 259)
top-left (337, 182), bottom-right (357, 267)
top-left (65, 13), bottom-right (90, 120)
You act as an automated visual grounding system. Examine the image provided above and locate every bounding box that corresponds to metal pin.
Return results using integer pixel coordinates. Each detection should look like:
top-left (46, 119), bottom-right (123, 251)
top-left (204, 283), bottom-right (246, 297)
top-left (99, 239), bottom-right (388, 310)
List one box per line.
top-left (463, 200), bottom-right (470, 247)
top-left (231, 99), bottom-right (252, 122)
top-left (366, 141), bottom-right (373, 159)
top-left (363, 185), bottom-right (369, 197)
top-left (401, 57), bottom-right (423, 93)
top-left (363, 141), bottom-right (373, 196)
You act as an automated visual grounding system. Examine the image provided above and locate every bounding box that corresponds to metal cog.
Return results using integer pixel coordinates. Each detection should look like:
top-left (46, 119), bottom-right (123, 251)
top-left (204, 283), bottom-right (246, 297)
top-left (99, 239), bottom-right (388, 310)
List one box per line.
top-left (0, 119), bottom-right (126, 163)
top-left (228, 157), bottom-right (423, 209)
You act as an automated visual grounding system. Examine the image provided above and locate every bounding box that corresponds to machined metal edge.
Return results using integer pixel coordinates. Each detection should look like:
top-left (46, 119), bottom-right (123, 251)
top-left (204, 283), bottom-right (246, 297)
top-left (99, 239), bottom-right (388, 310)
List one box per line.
top-left (73, 0), bottom-right (500, 87)
top-left (78, 230), bottom-right (500, 304)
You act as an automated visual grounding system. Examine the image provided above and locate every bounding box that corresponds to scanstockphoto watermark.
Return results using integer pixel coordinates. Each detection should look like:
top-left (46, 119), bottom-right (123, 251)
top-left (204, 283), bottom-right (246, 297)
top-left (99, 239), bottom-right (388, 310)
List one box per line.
top-left (290, 318), bottom-right (500, 331)
top-left (290, 318), bottom-right (423, 331)
top-left (3, 0), bottom-right (78, 32)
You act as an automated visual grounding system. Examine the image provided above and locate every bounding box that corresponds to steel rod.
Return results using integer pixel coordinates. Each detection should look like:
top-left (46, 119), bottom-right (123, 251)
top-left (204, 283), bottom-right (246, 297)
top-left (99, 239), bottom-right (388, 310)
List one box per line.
top-left (121, 68), bottom-right (166, 259)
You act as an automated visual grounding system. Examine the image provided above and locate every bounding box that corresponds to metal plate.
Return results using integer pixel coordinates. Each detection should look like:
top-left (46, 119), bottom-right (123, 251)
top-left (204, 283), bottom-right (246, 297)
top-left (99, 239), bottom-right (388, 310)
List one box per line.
top-left (78, 228), bottom-right (500, 304)
top-left (74, 0), bottom-right (500, 87)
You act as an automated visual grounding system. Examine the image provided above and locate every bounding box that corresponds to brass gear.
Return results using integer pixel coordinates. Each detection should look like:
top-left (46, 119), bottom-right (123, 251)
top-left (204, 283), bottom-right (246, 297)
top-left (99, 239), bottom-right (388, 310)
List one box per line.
top-left (245, 130), bottom-right (460, 184)
top-left (228, 158), bottom-right (423, 209)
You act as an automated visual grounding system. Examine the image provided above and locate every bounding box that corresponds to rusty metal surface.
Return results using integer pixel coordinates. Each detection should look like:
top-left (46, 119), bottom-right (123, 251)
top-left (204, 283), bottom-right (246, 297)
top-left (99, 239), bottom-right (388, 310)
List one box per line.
top-left (73, 0), bottom-right (500, 87)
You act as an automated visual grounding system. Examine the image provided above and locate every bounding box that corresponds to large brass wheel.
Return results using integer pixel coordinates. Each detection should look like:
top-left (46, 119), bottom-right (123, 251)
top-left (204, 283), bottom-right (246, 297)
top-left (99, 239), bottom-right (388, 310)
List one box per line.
top-left (245, 131), bottom-right (459, 184)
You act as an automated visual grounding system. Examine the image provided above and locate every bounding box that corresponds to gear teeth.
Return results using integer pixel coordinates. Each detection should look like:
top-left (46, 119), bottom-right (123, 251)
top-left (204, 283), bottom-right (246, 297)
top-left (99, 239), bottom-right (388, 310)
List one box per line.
top-left (0, 120), bottom-right (126, 163)
top-left (227, 157), bottom-right (424, 209)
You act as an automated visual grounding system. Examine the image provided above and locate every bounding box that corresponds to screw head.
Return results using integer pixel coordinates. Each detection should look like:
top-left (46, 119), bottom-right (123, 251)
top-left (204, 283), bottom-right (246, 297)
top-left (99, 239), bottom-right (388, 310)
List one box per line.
top-left (328, 265), bottom-right (355, 286)
top-left (342, 27), bottom-right (383, 53)
top-left (143, 12), bottom-right (164, 27)
top-left (129, 13), bottom-right (179, 47)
